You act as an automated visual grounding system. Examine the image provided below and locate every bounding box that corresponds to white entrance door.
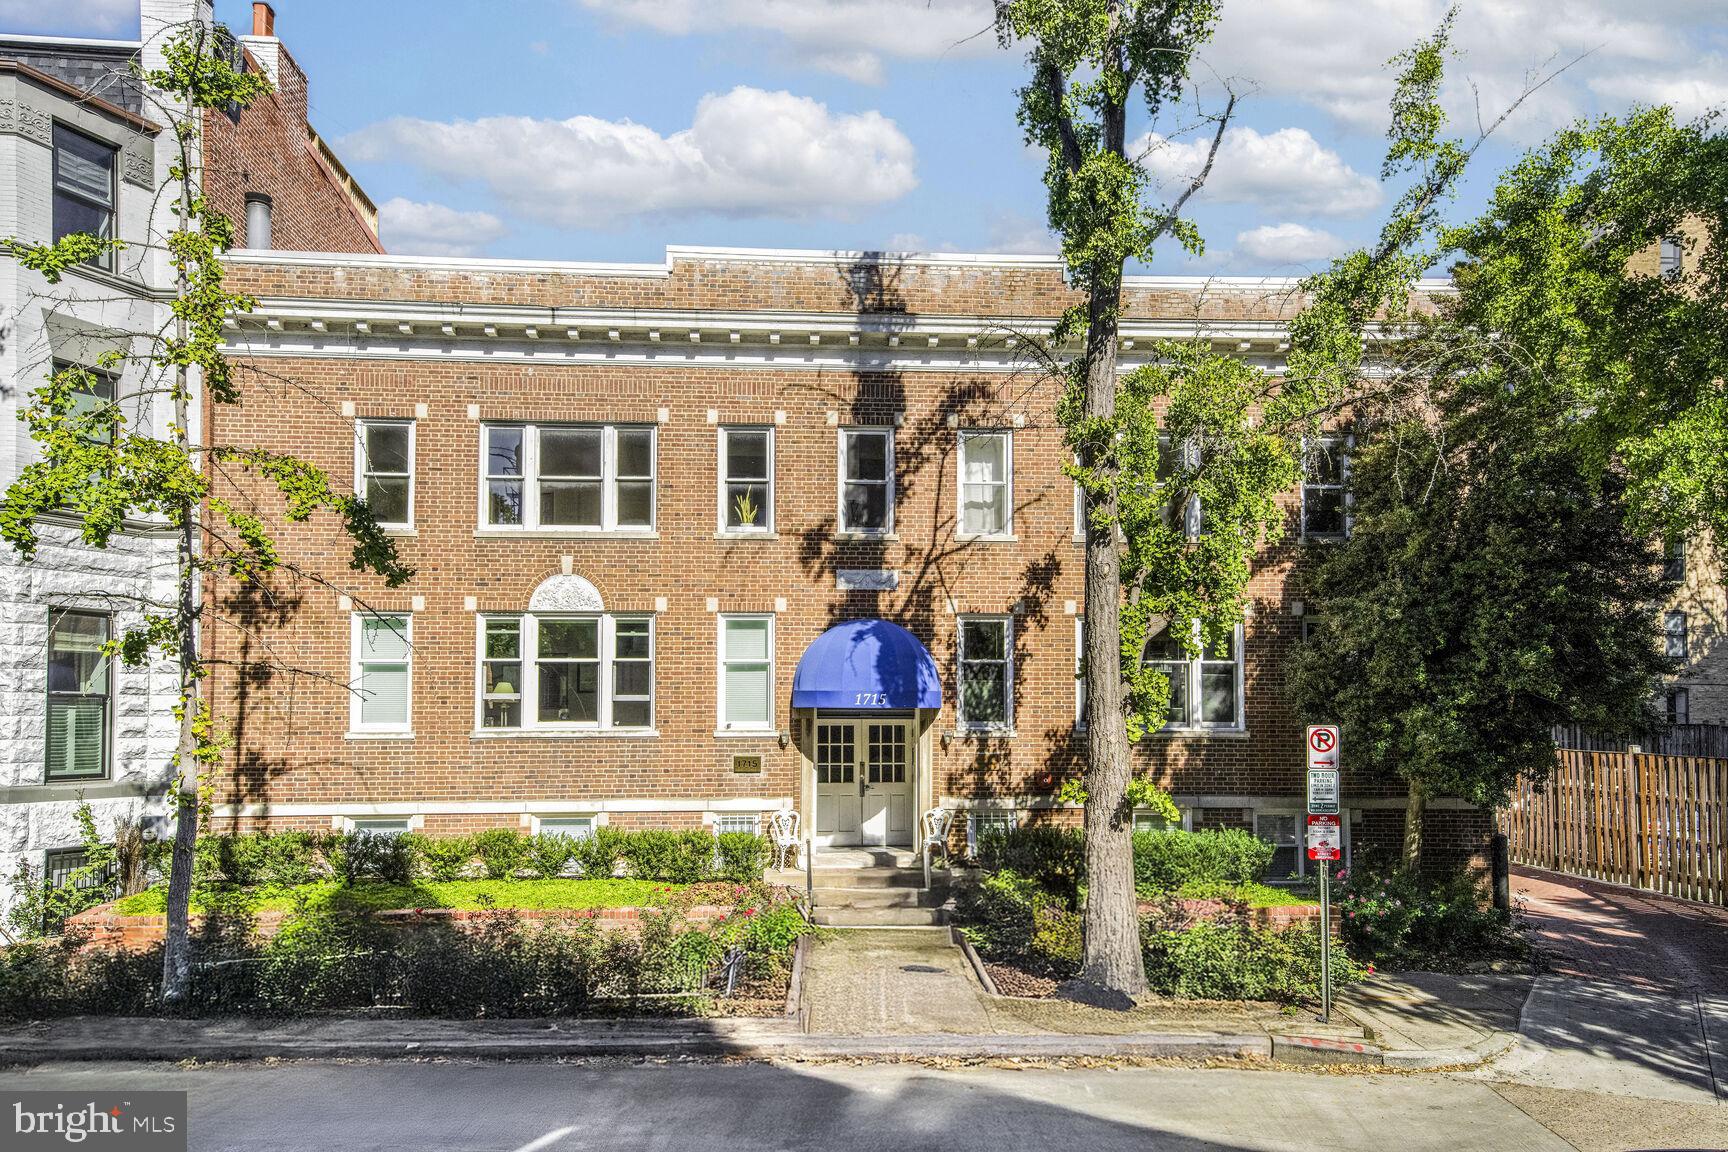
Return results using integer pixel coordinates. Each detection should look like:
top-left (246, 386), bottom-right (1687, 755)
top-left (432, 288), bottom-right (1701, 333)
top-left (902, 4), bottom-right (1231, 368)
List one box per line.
top-left (861, 721), bottom-right (914, 847)
top-left (814, 721), bottom-right (861, 847)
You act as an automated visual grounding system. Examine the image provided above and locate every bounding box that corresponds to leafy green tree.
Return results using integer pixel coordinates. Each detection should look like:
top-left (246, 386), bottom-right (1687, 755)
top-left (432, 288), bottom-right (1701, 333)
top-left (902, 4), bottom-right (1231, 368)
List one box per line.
top-left (1288, 388), bottom-right (1672, 869)
top-left (994, 0), bottom-right (1495, 999)
top-left (1, 23), bottom-right (409, 1002)
top-left (1288, 106), bottom-right (1722, 870)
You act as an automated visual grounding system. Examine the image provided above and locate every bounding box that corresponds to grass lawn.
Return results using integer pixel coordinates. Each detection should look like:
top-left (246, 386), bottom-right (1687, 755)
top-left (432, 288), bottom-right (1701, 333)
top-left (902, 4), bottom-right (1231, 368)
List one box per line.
top-left (110, 878), bottom-right (693, 916)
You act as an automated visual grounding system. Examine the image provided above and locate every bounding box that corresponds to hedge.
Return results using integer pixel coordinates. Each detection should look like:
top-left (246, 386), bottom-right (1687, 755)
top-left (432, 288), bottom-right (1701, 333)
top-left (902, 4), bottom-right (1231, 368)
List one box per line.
top-left (974, 825), bottom-right (1275, 897)
top-left (174, 828), bottom-right (772, 891)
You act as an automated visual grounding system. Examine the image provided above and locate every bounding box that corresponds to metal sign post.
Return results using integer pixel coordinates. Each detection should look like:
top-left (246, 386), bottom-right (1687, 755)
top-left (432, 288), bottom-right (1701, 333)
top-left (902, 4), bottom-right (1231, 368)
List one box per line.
top-left (1306, 725), bottom-right (1342, 1024)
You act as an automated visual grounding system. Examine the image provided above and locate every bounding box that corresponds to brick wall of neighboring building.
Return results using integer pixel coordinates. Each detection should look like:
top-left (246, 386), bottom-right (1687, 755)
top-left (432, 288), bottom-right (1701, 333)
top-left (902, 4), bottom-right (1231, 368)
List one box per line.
top-left (204, 250), bottom-right (1496, 876)
top-left (201, 14), bottom-right (381, 255)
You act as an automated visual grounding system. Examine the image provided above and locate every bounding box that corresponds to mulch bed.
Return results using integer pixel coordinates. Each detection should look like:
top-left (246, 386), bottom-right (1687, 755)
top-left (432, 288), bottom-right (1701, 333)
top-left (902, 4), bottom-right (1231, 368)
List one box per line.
top-left (984, 961), bottom-right (1063, 999)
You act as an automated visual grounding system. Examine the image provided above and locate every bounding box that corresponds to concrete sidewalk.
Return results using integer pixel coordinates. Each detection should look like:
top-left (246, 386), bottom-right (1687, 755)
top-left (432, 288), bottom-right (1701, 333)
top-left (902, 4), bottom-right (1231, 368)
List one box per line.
top-left (1335, 971), bottom-right (1530, 1068)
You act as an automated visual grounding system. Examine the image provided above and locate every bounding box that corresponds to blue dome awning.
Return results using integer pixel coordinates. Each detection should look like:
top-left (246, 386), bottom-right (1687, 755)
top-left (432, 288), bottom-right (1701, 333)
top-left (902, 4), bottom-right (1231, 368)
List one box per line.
top-left (791, 619), bottom-right (942, 710)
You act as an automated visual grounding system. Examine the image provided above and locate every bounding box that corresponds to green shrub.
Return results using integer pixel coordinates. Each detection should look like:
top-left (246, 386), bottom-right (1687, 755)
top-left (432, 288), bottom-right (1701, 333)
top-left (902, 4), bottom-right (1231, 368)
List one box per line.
top-left (526, 834), bottom-right (575, 880)
top-left (473, 829), bottom-right (528, 880)
top-left (714, 833), bottom-right (770, 883)
top-left (1336, 860), bottom-right (1515, 968)
top-left (334, 831), bottom-right (421, 886)
top-left (619, 830), bottom-right (715, 884)
top-left (975, 825), bottom-right (1085, 902)
top-left (1140, 917), bottom-right (1362, 1003)
top-left (955, 870), bottom-right (1080, 978)
top-left (1132, 828), bottom-right (1274, 893)
top-left (419, 835), bottom-right (476, 882)
top-left (571, 827), bottom-right (624, 879)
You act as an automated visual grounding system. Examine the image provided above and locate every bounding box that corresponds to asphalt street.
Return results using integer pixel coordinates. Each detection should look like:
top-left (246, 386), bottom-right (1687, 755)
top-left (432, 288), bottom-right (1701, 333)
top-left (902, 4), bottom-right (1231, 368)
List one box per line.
top-left (0, 1059), bottom-right (1579, 1152)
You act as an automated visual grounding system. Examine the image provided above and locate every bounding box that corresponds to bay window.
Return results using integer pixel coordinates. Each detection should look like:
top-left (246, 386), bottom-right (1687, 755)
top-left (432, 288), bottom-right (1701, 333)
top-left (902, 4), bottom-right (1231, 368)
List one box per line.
top-left (53, 124), bottom-right (116, 269)
top-left (477, 614), bottom-right (654, 732)
top-left (481, 423), bottom-right (655, 531)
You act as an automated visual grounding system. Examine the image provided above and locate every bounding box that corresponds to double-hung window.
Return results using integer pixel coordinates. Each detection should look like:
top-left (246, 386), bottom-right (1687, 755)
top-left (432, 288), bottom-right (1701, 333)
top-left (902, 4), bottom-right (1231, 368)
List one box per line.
top-left (350, 613), bottom-right (412, 735)
top-left (477, 614), bottom-right (654, 732)
top-left (356, 419), bottom-right (414, 529)
top-left (1140, 620), bottom-right (1244, 731)
top-left (1301, 436), bottom-right (1350, 539)
top-left (839, 427), bottom-right (893, 534)
top-left (1664, 536), bottom-right (1687, 583)
top-left (46, 610), bottom-right (110, 780)
top-left (719, 615), bottom-right (774, 731)
top-left (1660, 235), bottom-right (1684, 281)
top-left (958, 431), bottom-right (1012, 538)
top-left (958, 616), bottom-right (1013, 731)
top-left (1157, 435), bottom-right (1202, 537)
top-left (1665, 611), bottom-right (1690, 660)
top-left (1666, 687), bottom-right (1690, 725)
top-left (482, 423), bottom-right (655, 531)
top-left (52, 124), bottom-right (117, 270)
top-left (719, 427), bottom-right (773, 533)
top-left (50, 359), bottom-right (117, 445)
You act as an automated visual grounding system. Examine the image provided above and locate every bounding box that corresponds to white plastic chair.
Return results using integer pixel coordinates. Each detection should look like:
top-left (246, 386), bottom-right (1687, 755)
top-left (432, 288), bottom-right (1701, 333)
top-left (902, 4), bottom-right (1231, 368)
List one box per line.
top-left (922, 807), bottom-right (954, 888)
top-left (769, 809), bottom-right (802, 871)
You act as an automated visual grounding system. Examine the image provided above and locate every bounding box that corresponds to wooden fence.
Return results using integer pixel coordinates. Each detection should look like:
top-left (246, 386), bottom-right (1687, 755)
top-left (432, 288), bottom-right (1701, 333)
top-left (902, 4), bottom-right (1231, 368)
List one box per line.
top-left (1502, 748), bottom-right (1728, 906)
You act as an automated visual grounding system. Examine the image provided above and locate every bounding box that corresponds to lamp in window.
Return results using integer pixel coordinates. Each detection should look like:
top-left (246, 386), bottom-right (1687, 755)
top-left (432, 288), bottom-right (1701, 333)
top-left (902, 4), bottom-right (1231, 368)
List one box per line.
top-left (490, 679), bottom-right (514, 696)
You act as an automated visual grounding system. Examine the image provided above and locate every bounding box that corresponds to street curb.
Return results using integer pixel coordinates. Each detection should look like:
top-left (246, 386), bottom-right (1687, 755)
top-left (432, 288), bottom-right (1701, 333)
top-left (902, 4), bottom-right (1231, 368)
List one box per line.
top-left (949, 926), bottom-right (998, 997)
top-left (0, 1022), bottom-right (1274, 1067)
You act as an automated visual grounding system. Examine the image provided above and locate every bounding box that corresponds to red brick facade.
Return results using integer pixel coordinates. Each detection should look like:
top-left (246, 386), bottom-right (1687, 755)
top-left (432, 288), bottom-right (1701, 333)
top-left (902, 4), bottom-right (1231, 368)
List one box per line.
top-left (201, 18), bottom-right (381, 256)
top-left (206, 249), bottom-right (1491, 876)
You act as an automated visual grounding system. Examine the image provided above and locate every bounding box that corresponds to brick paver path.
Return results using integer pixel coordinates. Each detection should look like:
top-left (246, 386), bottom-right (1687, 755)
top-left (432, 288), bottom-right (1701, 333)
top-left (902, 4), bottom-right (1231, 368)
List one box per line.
top-left (1512, 865), bottom-right (1728, 992)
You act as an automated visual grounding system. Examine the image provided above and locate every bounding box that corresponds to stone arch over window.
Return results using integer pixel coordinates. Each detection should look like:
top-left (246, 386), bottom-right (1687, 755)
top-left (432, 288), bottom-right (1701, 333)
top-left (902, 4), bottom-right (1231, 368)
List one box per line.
top-left (527, 573), bottom-right (603, 612)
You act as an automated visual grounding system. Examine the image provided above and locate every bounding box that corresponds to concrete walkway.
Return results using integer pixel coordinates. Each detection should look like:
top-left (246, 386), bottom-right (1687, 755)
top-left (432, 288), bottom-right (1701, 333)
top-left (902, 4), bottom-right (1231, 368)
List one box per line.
top-left (1461, 867), bottom-right (1728, 1105)
top-left (800, 928), bottom-right (995, 1035)
top-left (1336, 972), bottom-right (1529, 1068)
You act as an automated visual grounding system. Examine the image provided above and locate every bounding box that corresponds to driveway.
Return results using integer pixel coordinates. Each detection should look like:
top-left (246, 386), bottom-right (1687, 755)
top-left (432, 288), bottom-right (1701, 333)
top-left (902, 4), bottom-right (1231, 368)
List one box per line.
top-left (1471, 866), bottom-right (1728, 1107)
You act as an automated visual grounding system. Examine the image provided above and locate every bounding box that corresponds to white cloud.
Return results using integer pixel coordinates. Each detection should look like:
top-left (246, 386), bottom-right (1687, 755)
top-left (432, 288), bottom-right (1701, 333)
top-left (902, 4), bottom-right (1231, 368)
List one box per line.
top-left (377, 198), bottom-right (508, 258)
top-left (0, 0), bottom-right (134, 35)
top-left (983, 211), bottom-right (1059, 254)
top-left (575, 0), bottom-right (998, 83)
top-left (343, 87), bottom-right (917, 229)
top-left (1206, 1), bottom-right (1728, 141)
top-left (1233, 222), bottom-right (1347, 265)
top-left (1137, 126), bottom-right (1380, 218)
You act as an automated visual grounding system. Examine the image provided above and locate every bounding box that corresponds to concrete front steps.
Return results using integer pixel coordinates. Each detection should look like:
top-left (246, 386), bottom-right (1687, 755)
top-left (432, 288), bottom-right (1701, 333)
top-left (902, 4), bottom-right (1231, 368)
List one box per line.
top-left (809, 862), bottom-right (952, 927)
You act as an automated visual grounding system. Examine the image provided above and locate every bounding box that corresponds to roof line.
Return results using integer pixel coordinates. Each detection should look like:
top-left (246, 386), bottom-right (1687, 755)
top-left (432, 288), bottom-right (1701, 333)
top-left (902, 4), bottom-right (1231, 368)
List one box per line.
top-left (0, 58), bottom-right (159, 133)
top-left (0, 33), bottom-right (142, 49)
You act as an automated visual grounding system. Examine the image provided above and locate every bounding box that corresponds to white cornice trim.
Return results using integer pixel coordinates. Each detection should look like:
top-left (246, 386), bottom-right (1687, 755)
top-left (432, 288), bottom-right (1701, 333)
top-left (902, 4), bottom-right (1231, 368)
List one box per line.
top-left (0, 33), bottom-right (142, 48)
top-left (227, 248), bottom-right (672, 278)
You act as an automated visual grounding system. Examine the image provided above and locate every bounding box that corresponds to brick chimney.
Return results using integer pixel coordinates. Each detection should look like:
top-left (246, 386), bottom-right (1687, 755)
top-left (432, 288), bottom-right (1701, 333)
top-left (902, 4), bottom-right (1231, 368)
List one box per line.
top-left (251, 2), bottom-right (275, 37)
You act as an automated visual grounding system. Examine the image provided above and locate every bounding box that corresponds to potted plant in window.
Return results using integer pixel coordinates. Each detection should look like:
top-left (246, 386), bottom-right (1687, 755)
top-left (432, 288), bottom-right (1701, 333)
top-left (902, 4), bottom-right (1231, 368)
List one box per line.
top-left (733, 488), bottom-right (760, 529)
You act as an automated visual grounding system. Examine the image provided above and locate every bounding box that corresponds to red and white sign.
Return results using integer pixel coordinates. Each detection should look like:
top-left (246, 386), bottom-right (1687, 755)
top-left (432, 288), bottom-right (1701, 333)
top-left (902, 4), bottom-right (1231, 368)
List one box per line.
top-left (1306, 724), bottom-right (1340, 770)
top-left (1306, 814), bottom-right (1342, 861)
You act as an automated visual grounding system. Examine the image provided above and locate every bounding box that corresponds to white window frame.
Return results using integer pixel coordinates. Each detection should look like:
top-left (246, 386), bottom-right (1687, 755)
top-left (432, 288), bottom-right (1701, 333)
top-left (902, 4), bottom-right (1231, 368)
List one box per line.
top-left (1300, 434), bottom-right (1351, 541)
top-left (837, 426), bottom-right (895, 536)
top-left (957, 614), bottom-right (1014, 732)
top-left (1665, 611), bottom-right (1690, 660)
top-left (965, 809), bottom-right (1019, 856)
top-left (478, 423), bottom-right (656, 533)
top-left (347, 817), bottom-right (413, 837)
top-left (45, 608), bottom-right (112, 782)
top-left (1132, 808), bottom-right (1193, 833)
top-left (956, 429), bottom-right (1014, 540)
top-left (1256, 808), bottom-right (1355, 881)
top-left (472, 613), bottom-right (655, 733)
top-left (1660, 235), bottom-right (1684, 281)
top-left (1140, 620), bottom-right (1246, 733)
top-left (355, 418), bottom-right (415, 530)
top-left (349, 613), bottom-right (412, 736)
top-left (718, 426), bottom-right (775, 535)
top-left (1073, 478), bottom-right (1086, 543)
top-left (717, 613), bottom-right (776, 733)
top-left (1157, 434), bottom-right (1203, 539)
top-left (535, 815), bottom-right (598, 840)
top-left (52, 121), bottom-right (118, 270)
top-left (1074, 615), bottom-right (1087, 730)
top-left (711, 812), bottom-right (763, 835)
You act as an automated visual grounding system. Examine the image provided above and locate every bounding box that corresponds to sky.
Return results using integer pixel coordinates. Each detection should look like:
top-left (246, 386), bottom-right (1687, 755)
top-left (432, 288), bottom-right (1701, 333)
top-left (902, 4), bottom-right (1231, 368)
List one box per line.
top-left (5, 0), bottom-right (1726, 273)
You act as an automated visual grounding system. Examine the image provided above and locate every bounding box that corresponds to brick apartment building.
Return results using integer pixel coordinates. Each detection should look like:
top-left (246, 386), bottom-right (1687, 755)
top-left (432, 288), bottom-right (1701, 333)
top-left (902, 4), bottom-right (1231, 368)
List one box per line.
top-left (0, 0), bottom-right (378, 911)
top-left (207, 246), bottom-right (1492, 876)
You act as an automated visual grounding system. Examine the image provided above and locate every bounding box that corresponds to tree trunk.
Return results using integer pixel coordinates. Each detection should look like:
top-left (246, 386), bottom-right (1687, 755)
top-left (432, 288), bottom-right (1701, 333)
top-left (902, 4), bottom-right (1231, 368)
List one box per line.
top-left (1075, 258), bottom-right (1150, 1003)
top-left (1401, 777), bottom-right (1426, 874)
top-left (160, 82), bottom-right (203, 1004)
